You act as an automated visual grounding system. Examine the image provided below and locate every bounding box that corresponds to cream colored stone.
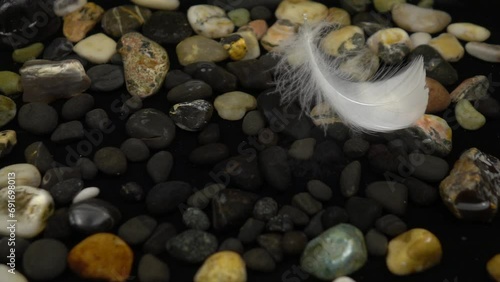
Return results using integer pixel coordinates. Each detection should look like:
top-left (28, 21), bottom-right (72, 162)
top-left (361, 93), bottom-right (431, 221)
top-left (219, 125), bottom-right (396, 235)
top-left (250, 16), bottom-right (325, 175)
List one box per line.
top-left (392, 3), bottom-right (451, 34)
top-left (0, 130), bottom-right (17, 158)
top-left (0, 186), bottom-right (54, 238)
top-left (325, 7), bottom-right (351, 26)
top-left (386, 228), bottom-right (442, 275)
top-left (310, 103), bottom-right (342, 126)
top-left (410, 32), bottom-right (431, 49)
top-left (187, 5), bottom-right (235, 39)
top-left (194, 251), bottom-right (247, 282)
top-left (0, 163), bottom-right (41, 188)
top-left (176, 35), bottom-right (229, 66)
top-left (73, 33), bottom-right (117, 64)
top-left (275, 0), bottom-right (328, 25)
top-left (465, 42), bottom-right (500, 63)
top-left (260, 19), bottom-right (298, 52)
top-left (131, 0), bottom-right (179, 10)
top-left (321, 25), bottom-right (365, 57)
top-left (73, 187), bottom-right (100, 203)
top-left (374, 0), bottom-right (405, 13)
top-left (447, 23), bottom-right (490, 42)
top-left (235, 31), bottom-right (260, 60)
top-left (428, 33), bottom-right (464, 62)
top-left (0, 264), bottom-right (28, 281)
top-left (214, 91), bottom-right (257, 121)
top-left (455, 99), bottom-right (485, 130)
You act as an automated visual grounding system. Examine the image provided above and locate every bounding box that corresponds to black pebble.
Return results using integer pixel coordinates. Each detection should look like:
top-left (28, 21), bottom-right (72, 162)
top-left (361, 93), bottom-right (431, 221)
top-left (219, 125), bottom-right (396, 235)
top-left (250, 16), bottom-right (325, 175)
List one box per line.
top-left (126, 108), bottom-right (176, 149)
top-left (189, 143), bottom-right (230, 165)
top-left (343, 138), bottom-right (370, 158)
top-left (43, 208), bottom-right (72, 239)
top-left (43, 37), bottom-right (73, 60)
top-left (85, 108), bottom-right (112, 131)
top-left (42, 167), bottom-right (81, 189)
top-left (213, 155), bottom-right (263, 191)
top-left (22, 239), bottom-right (67, 281)
top-left (93, 147), bottom-right (127, 176)
top-left (87, 64), bottom-right (124, 92)
top-left (403, 177), bottom-right (438, 205)
top-left (184, 61), bottom-right (238, 93)
top-left (292, 192), bottom-right (323, 215)
top-left (75, 157), bottom-right (98, 180)
top-left (250, 5), bottom-right (272, 20)
top-left (146, 181), bottom-right (192, 214)
top-left (259, 146), bottom-right (292, 191)
top-left (142, 11), bottom-right (192, 44)
top-left (118, 215), bottom-right (158, 245)
top-left (253, 197), bottom-right (278, 221)
top-left (345, 196), bottom-right (383, 232)
top-left (120, 138), bottom-right (150, 162)
top-left (147, 151), bottom-right (174, 183)
top-left (120, 182), bottom-right (145, 202)
top-left (61, 93), bottom-right (95, 120)
top-left (198, 123), bottom-right (220, 144)
top-left (169, 99), bottom-right (213, 132)
top-left (257, 233), bottom-right (283, 262)
top-left (375, 214), bottom-right (407, 237)
top-left (278, 205), bottom-right (310, 227)
top-left (282, 231), bottom-right (307, 255)
top-left (143, 222), bottom-right (177, 255)
top-left (24, 141), bottom-right (53, 173)
top-left (18, 102), bottom-right (58, 135)
top-left (321, 206), bottom-right (349, 229)
top-left (212, 189), bottom-right (259, 231)
top-left (303, 210), bottom-right (325, 238)
top-left (243, 248), bottom-right (276, 272)
top-left (68, 198), bottom-right (122, 233)
top-left (164, 69), bottom-right (192, 90)
top-left (238, 218), bottom-right (266, 244)
top-left (227, 59), bottom-right (274, 89)
top-left (365, 181), bottom-right (408, 215)
top-left (365, 229), bottom-right (388, 256)
top-left (49, 178), bottom-right (84, 205)
top-left (51, 120), bottom-right (85, 143)
top-left (340, 161), bottom-right (361, 197)
top-left (167, 79), bottom-right (212, 103)
top-left (0, 237), bottom-right (30, 263)
top-left (219, 237), bottom-right (244, 254)
top-left (475, 97), bottom-right (500, 119)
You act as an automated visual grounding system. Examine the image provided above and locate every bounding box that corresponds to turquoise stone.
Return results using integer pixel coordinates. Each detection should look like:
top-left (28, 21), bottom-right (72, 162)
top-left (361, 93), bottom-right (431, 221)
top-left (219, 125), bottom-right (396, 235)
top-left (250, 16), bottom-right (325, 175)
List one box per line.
top-left (300, 223), bottom-right (367, 280)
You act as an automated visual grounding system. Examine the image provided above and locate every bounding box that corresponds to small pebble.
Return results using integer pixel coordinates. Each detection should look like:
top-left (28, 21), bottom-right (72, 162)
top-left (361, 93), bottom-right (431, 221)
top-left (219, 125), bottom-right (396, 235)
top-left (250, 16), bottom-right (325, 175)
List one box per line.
top-left (214, 91), bottom-right (257, 121)
top-left (367, 28), bottom-right (411, 64)
top-left (44, 208), bottom-right (72, 239)
top-left (487, 254), bottom-right (500, 281)
top-left (253, 197), bottom-right (278, 221)
top-left (321, 25), bottom-right (365, 57)
top-left (126, 108), bottom-right (176, 149)
top-left (167, 80), bottom-right (212, 103)
top-left (391, 3), bottom-right (451, 33)
top-left (138, 254), bottom-right (170, 282)
top-left (278, 205), bottom-right (310, 226)
top-left (63, 2), bottom-right (105, 42)
top-left (187, 183), bottom-right (225, 209)
top-left (219, 238), bottom-right (245, 254)
top-left (373, 0), bottom-right (405, 12)
top-left (408, 153), bottom-right (449, 182)
top-left (177, 36), bottom-right (229, 66)
top-left (375, 214), bottom-right (408, 237)
top-left (183, 207), bottom-right (211, 230)
top-left (187, 5), bottom-right (234, 38)
top-left (68, 199), bottom-right (121, 233)
top-left (343, 138), bottom-right (370, 158)
top-left (409, 45), bottom-right (458, 86)
top-left (143, 11), bottom-right (192, 44)
top-left (244, 248), bottom-right (276, 272)
top-left (450, 75), bottom-right (489, 102)
top-left (75, 158), bottom-right (98, 180)
top-left (259, 146), bottom-right (292, 191)
top-left (366, 182), bottom-right (408, 215)
top-left (23, 239), bottom-right (67, 281)
top-left (0, 163), bottom-right (41, 188)
top-left (18, 103), bottom-right (58, 135)
top-left (447, 22), bottom-right (490, 42)
top-left (147, 151), bottom-right (174, 183)
top-left (61, 93), bottom-right (95, 120)
top-left (282, 231), bottom-right (307, 255)
top-left (250, 6), bottom-right (272, 20)
top-left (475, 97), bottom-right (500, 119)
top-left (260, 19), bottom-right (298, 52)
top-left (402, 177), bottom-right (438, 206)
top-left (101, 5), bottom-right (152, 38)
top-left (228, 8), bottom-right (251, 27)
top-left (425, 77), bottom-right (451, 113)
top-left (275, 0), bottom-right (328, 25)
top-left (143, 223), bottom-right (177, 255)
top-left (85, 108), bottom-right (111, 131)
top-left (0, 130), bottom-right (17, 158)
top-left (12, 42), bottom-right (44, 63)
top-left (146, 181), bottom-right (192, 214)
top-left (49, 178), bottom-right (84, 205)
top-left (194, 251), bottom-right (246, 282)
top-left (0, 264), bottom-right (28, 282)
top-left (465, 42), bottom-right (500, 63)
top-left (365, 229), bottom-right (388, 256)
top-left (50, 121), bottom-right (85, 143)
top-left (131, 0), bottom-right (180, 10)
top-left (267, 214), bottom-right (294, 233)
top-left (428, 33), bottom-right (464, 62)
top-left (306, 179), bottom-right (333, 202)
top-left (54, 0), bottom-right (87, 16)
top-left (184, 62), bottom-right (237, 93)
top-left (164, 70), bottom-right (192, 90)
top-left (120, 138), bottom-right (150, 162)
top-left (169, 99), bottom-right (213, 131)
top-left (326, 7), bottom-right (351, 26)
top-left (72, 187), bottom-right (100, 204)
top-left (93, 147), bottom-right (127, 176)
top-left (242, 110), bottom-right (266, 136)
top-left (292, 192), bottom-right (323, 215)
top-left (0, 71), bottom-right (23, 97)
top-left (345, 197), bottom-right (382, 232)
top-left (304, 211), bottom-right (325, 238)
top-left (321, 206), bottom-right (349, 229)
top-left (289, 138), bottom-right (316, 160)
top-left (73, 32), bottom-right (117, 64)
top-left (87, 64), bottom-right (124, 92)
top-left (166, 229), bottom-right (218, 263)
top-left (340, 161), bottom-right (361, 197)
top-left (238, 218), bottom-right (266, 244)
top-left (410, 32), bottom-right (432, 49)
top-left (118, 215), bottom-right (158, 245)
top-left (120, 182), bottom-right (145, 202)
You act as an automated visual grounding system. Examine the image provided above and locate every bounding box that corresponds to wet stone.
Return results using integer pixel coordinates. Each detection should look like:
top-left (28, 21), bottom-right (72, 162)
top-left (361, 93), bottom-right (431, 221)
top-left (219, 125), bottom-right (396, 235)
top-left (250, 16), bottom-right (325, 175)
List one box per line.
top-left (183, 207), bottom-right (210, 230)
top-left (118, 215), bottom-right (157, 245)
top-left (346, 197), bottom-right (383, 232)
top-left (68, 198), bottom-right (122, 233)
top-left (147, 151), bottom-right (174, 183)
top-left (238, 218), bottom-right (266, 244)
top-left (101, 5), bottom-right (152, 38)
top-left (61, 93), bottom-right (94, 121)
top-left (126, 108), bottom-right (176, 149)
top-left (87, 64), bottom-right (124, 92)
top-left (51, 121), bottom-right (85, 143)
top-left (146, 181), bottom-right (192, 215)
top-left (18, 102), bottom-right (58, 135)
top-left (120, 138), bottom-right (150, 162)
top-left (166, 229), bottom-right (218, 263)
top-left (167, 80), bottom-right (212, 103)
top-left (189, 143), bottom-right (230, 165)
top-left (49, 178), bottom-right (83, 206)
top-left (143, 11), bottom-right (192, 44)
top-left (321, 206), bottom-right (349, 229)
top-left (169, 99), bottom-right (213, 131)
top-left (120, 182), bottom-right (144, 202)
top-left (143, 222), bottom-right (177, 255)
top-left (259, 146), bottom-right (292, 191)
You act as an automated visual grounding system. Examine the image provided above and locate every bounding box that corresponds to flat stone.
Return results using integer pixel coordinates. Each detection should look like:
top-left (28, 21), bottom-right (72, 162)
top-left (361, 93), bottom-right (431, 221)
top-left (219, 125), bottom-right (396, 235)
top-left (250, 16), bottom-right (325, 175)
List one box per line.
top-left (450, 75), bottom-right (489, 102)
top-left (143, 222), bottom-right (177, 255)
top-left (260, 19), bottom-right (298, 52)
top-left (447, 22), bottom-right (490, 42)
top-left (51, 121), bottom-right (85, 143)
top-left (214, 91), bottom-right (257, 121)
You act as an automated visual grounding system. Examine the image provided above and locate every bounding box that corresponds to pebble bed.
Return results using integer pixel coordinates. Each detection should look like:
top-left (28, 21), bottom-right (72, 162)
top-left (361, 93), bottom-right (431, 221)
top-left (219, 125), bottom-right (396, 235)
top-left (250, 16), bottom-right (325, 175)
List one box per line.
top-left (0, 0), bottom-right (500, 282)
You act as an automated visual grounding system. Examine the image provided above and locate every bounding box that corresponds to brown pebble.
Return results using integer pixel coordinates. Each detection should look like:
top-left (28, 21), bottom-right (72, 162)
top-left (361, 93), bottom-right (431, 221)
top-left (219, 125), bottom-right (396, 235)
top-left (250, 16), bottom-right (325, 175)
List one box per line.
top-left (63, 2), bottom-right (105, 42)
top-left (425, 77), bottom-right (451, 113)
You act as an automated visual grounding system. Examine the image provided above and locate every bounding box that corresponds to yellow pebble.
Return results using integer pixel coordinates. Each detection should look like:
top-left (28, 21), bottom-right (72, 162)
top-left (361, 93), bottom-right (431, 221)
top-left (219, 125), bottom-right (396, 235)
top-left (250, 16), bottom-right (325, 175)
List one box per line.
top-left (194, 251), bottom-right (247, 282)
top-left (325, 7), bottom-right (351, 26)
top-left (221, 35), bottom-right (248, 61)
top-left (428, 33), bottom-right (465, 62)
top-left (487, 254), bottom-right (500, 281)
top-left (386, 228), bottom-right (442, 275)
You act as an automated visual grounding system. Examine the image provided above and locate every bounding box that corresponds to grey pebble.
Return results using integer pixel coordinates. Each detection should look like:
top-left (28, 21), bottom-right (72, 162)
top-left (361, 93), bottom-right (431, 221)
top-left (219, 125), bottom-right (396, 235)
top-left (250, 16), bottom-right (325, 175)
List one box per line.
top-left (306, 179), bottom-right (333, 202)
top-left (166, 229), bottom-right (218, 263)
top-left (403, 177), bottom-right (438, 206)
top-left (126, 108), bottom-right (176, 149)
top-left (365, 181), bottom-right (408, 215)
top-left (278, 205), bottom-right (310, 226)
top-left (167, 79), bottom-right (212, 103)
top-left (24, 141), bottom-right (53, 173)
top-left (257, 233), bottom-right (283, 262)
top-left (218, 237), bottom-right (244, 254)
top-left (49, 178), bottom-right (83, 205)
top-left (138, 254), bottom-right (170, 282)
top-left (343, 137), bottom-right (370, 158)
top-left (242, 110), bottom-right (266, 136)
top-left (266, 214), bottom-right (294, 232)
top-left (43, 208), bottom-right (71, 239)
top-left (120, 182), bottom-right (144, 202)
top-left (182, 207), bottom-right (210, 230)
top-left (243, 248), bottom-right (276, 272)
top-left (22, 239), bottom-right (67, 281)
top-left (51, 120), bottom-right (85, 143)
top-left (253, 197), bottom-right (278, 221)
top-left (120, 138), bottom-right (150, 162)
top-left (85, 108), bottom-right (112, 131)
top-left (288, 138), bottom-right (316, 160)
top-left (375, 214), bottom-right (407, 237)
top-left (61, 93), bottom-right (95, 120)
top-left (147, 151), bottom-right (174, 183)
top-left (303, 210), bottom-right (325, 238)
top-left (143, 223), bottom-right (177, 255)
top-left (18, 102), bottom-right (58, 135)
top-left (292, 192), bottom-right (323, 215)
top-left (93, 147), bottom-right (127, 176)
top-left (408, 153), bottom-right (449, 183)
top-left (189, 143), bottom-right (229, 165)
top-left (118, 215), bottom-right (158, 245)
top-left (340, 160), bottom-right (361, 197)
top-left (87, 64), bottom-right (124, 92)
top-left (146, 181), bottom-right (192, 214)
top-left (365, 229), bottom-right (388, 256)
top-left (238, 218), bottom-right (266, 244)
top-left (197, 123), bottom-right (220, 144)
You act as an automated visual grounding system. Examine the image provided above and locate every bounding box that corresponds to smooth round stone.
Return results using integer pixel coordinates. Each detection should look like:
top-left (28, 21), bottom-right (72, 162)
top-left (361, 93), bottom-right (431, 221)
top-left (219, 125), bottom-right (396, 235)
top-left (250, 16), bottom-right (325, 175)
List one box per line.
top-left (340, 161), bottom-right (361, 197)
top-left (61, 93), bottom-right (94, 120)
top-left (228, 8), bottom-right (251, 27)
top-left (146, 181), bottom-right (192, 214)
top-left (72, 187), bottom-right (100, 204)
top-left (465, 42), bottom-right (500, 63)
top-left (93, 147), bottom-right (127, 176)
top-left (126, 108), bottom-right (176, 149)
top-left (176, 36), bottom-right (229, 66)
top-left (456, 99), bottom-right (486, 130)
top-left (143, 11), bottom-right (192, 44)
top-left (43, 37), bottom-right (74, 60)
top-left (343, 138), bottom-right (369, 158)
top-left (87, 64), bottom-right (124, 92)
top-left (0, 71), bottom-right (23, 97)
top-left (85, 108), bottom-right (109, 129)
top-left (292, 193), bottom-right (323, 216)
top-left (366, 182), bottom-right (408, 215)
top-left (183, 207), bottom-right (210, 230)
top-left (138, 254), bottom-right (170, 282)
top-left (279, 205), bottom-right (310, 226)
top-left (276, 0), bottom-right (327, 25)
top-left (259, 146), bottom-right (292, 191)
top-left (187, 183), bottom-right (225, 209)
top-left (194, 251), bottom-right (246, 282)
top-left (131, 0), bottom-right (179, 10)
top-left (198, 123), bottom-right (220, 145)
top-left (75, 158), bottom-right (98, 180)
top-left (218, 238), bottom-right (244, 254)
top-left (23, 239), bottom-right (67, 280)
top-left (68, 199), bottom-right (121, 233)
top-left (73, 33), bottom-right (117, 64)
top-left (321, 206), bottom-right (349, 229)
top-left (0, 163), bottom-right (41, 188)
top-left (118, 215), bottom-right (158, 245)
top-left (0, 264), bottom-right (28, 281)
top-left (242, 110), bottom-right (266, 136)
top-left (386, 228), bottom-right (442, 275)
top-left (120, 138), bottom-right (150, 162)
top-left (428, 33), bottom-right (464, 62)
top-left (189, 143), bottom-right (229, 165)
top-left (169, 99), bottom-right (213, 131)
top-left (166, 229), bottom-right (218, 263)
top-left (50, 121), bottom-right (85, 143)
top-left (68, 233), bottom-right (133, 282)
top-left (164, 70), bottom-right (192, 90)
top-left (345, 197), bottom-right (382, 232)
top-left (239, 20), bottom-right (268, 41)
top-left (307, 180), bottom-right (332, 202)
top-left (184, 62), bottom-right (237, 93)
top-left (147, 151), bottom-right (174, 183)
top-left (120, 182), bottom-right (145, 202)
top-left (410, 32), bottom-right (432, 49)
top-left (238, 218), bottom-right (265, 243)
top-left (301, 224), bottom-right (367, 280)
top-left (0, 237), bottom-right (30, 264)
top-left (12, 42), bottom-right (44, 63)
top-left (215, 91), bottom-right (257, 121)
top-left (54, 0), bottom-right (87, 16)
top-left (18, 103), bottom-right (58, 135)
top-left (252, 197), bottom-right (278, 221)
top-left (425, 77), bottom-right (451, 113)
top-left (282, 231), bottom-right (307, 255)
top-left (143, 222), bottom-right (177, 255)
top-left (304, 211), bottom-right (325, 238)
top-left (375, 214), bottom-right (407, 237)
top-left (392, 3), bottom-right (451, 33)
top-left (408, 153), bottom-right (449, 182)
top-left (187, 5), bottom-right (235, 39)
top-left (102, 5), bottom-right (152, 38)
top-left (402, 177), bottom-right (438, 206)
top-left (447, 22), bottom-right (490, 42)
top-left (260, 19), bottom-right (298, 52)
top-left (288, 138), bottom-right (316, 160)
top-left (243, 248), bottom-right (276, 272)
top-left (257, 233), bottom-right (283, 262)
top-left (365, 229), bottom-right (388, 256)
top-left (167, 80), bottom-right (212, 103)
top-left (49, 178), bottom-right (83, 205)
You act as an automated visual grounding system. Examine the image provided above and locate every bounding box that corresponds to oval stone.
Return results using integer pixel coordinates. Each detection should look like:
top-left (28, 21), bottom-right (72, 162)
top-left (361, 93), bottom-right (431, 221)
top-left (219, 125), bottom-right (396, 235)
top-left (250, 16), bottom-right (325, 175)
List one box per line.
top-left (126, 108), bottom-right (176, 149)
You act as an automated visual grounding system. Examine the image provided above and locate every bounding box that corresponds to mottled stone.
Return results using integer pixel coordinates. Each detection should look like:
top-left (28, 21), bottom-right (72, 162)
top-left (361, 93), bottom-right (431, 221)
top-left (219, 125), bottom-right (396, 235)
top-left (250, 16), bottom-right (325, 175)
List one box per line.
top-left (20, 59), bottom-right (90, 103)
top-left (187, 5), bottom-right (235, 38)
top-left (101, 5), bottom-right (152, 38)
top-left (321, 25), bottom-right (365, 57)
top-left (440, 148), bottom-right (500, 222)
top-left (63, 2), bottom-right (105, 42)
top-left (450, 75), bottom-right (489, 103)
top-left (260, 19), bottom-right (298, 52)
top-left (367, 28), bottom-right (411, 64)
top-left (301, 224), bottom-right (367, 280)
top-left (275, 0), bottom-right (328, 25)
top-left (169, 99), bottom-right (213, 131)
top-left (166, 229), bottom-right (218, 263)
top-left (118, 32), bottom-right (170, 99)
top-left (0, 130), bottom-right (16, 158)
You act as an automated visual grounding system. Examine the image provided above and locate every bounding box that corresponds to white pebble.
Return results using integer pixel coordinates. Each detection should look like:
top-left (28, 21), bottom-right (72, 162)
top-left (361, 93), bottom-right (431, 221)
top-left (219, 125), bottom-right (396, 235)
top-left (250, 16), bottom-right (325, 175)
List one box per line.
top-left (447, 22), bottom-right (490, 42)
top-left (0, 163), bottom-right (41, 188)
top-left (0, 264), bottom-right (28, 281)
top-left (392, 3), bottom-right (451, 34)
top-left (465, 42), bottom-right (500, 63)
top-left (53, 0), bottom-right (87, 17)
top-left (333, 277), bottom-right (356, 282)
top-left (187, 5), bottom-right (235, 39)
top-left (275, 0), bottom-right (328, 25)
top-left (73, 33), bottom-right (117, 64)
top-left (410, 32), bottom-right (431, 49)
top-left (214, 91), bottom-right (257, 121)
top-left (131, 0), bottom-right (179, 10)
top-left (72, 187), bottom-right (100, 204)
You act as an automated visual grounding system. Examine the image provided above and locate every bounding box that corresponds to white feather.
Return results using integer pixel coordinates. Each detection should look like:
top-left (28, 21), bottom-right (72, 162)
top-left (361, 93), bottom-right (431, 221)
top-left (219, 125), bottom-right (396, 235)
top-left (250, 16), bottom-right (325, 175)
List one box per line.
top-left (274, 22), bottom-right (429, 133)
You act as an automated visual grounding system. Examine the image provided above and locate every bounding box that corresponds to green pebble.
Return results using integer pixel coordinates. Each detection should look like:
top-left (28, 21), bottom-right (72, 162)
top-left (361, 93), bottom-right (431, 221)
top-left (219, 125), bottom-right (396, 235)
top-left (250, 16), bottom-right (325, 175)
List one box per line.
top-left (0, 71), bottom-right (23, 96)
top-left (12, 42), bottom-right (44, 63)
top-left (455, 99), bottom-right (486, 130)
top-left (227, 8), bottom-right (251, 27)
top-left (0, 95), bottom-right (17, 128)
top-left (300, 223), bottom-right (367, 280)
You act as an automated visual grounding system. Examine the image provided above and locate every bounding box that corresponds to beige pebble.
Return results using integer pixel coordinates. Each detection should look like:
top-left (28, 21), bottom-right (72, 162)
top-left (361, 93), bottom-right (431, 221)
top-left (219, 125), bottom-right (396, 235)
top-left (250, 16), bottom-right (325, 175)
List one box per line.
top-left (0, 130), bottom-right (17, 158)
top-left (374, 0), bottom-right (405, 13)
top-left (176, 35), bottom-right (229, 66)
top-left (321, 25), bottom-right (365, 57)
top-left (325, 7), bottom-right (351, 26)
top-left (214, 91), bottom-right (257, 121)
top-left (131, 0), bottom-right (179, 10)
top-left (73, 33), bottom-right (117, 64)
top-left (428, 33), bottom-right (464, 62)
top-left (260, 19), bottom-right (298, 52)
top-left (367, 27), bottom-right (411, 64)
top-left (0, 163), bottom-right (41, 188)
top-left (447, 22), bottom-right (490, 42)
top-left (455, 99), bottom-right (485, 130)
top-left (465, 42), bottom-right (500, 63)
top-left (410, 32), bottom-right (431, 49)
top-left (487, 254), bottom-right (500, 282)
top-left (275, 0), bottom-right (328, 25)
top-left (235, 31), bottom-right (260, 60)
top-left (333, 277), bottom-right (356, 282)
top-left (194, 251), bottom-right (247, 282)
top-left (187, 5), bottom-right (235, 39)
top-left (425, 77), bottom-right (450, 113)
top-left (310, 103), bottom-right (342, 126)
top-left (392, 3), bottom-right (451, 34)
top-left (0, 263), bottom-right (28, 281)
top-left (386, 228), bottom-right (442, 275)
